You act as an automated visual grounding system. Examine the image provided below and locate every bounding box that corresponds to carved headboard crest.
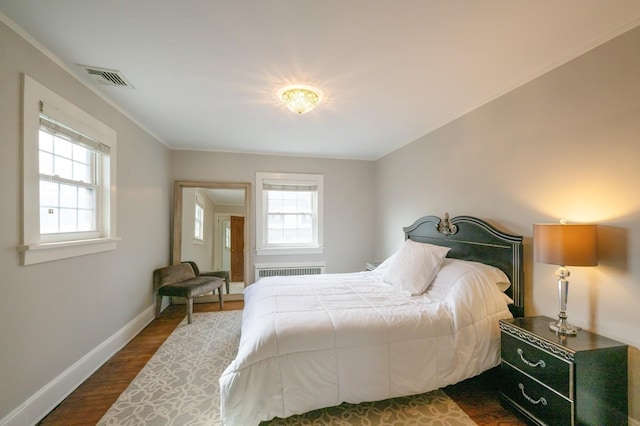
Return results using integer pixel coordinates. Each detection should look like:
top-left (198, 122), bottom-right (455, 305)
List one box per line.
top-left (437, 212), bottom-right (458, 236)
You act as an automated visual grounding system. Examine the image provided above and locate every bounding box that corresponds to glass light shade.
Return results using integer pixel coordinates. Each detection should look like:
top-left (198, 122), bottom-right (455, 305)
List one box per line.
top-left (278, 85), bottom-right (322, 115)
top-left (533, 224), bottom-right (598, 267)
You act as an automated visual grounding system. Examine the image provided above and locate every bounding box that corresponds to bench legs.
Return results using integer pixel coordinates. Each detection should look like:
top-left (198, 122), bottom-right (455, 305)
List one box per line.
top-left (187, 291), bottom-right (222, 323)
top-left (155, 294), bottom-right (163, 318)
top-left (187, 297), bottom-right (194, 324)
top-left (158, 295), bottom-right (196, 324)
top-left (155, 288), bottom-right (223, 325)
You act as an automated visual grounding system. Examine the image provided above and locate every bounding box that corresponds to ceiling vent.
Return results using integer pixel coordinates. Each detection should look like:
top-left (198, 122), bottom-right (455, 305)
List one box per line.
top-left (78, 65), bottom-right (134, 88)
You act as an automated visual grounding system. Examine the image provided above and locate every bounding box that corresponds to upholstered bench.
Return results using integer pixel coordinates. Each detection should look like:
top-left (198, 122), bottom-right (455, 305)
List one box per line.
top-left (153, 263), bottom-right (224, 324)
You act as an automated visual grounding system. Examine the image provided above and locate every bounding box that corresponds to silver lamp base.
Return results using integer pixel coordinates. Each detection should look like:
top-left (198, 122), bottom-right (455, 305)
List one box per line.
top-left (549, 317), bottom-right (580, 335)
top-left (550, 267), bottom-right (580, 335)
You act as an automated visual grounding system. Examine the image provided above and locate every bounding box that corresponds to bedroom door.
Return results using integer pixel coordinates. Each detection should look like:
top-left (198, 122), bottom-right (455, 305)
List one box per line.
top-left (230, 215), bottom-right (244, 282)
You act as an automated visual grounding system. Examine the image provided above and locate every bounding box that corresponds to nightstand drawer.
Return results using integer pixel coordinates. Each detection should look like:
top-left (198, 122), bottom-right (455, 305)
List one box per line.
top-left (501, 363), bottom-right (572, 425)
top-left (502, 333), bottom-right (571, 398)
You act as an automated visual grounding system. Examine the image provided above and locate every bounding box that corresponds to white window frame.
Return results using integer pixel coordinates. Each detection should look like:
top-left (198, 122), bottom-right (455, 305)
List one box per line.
top-left (224, 220), bottom-right (231, 250)
top-left (19, 74), bottom-right (118, 265)
top-left (194, 195), bottom-right (205, 242)
top-left (256, 172), bottom-right (324, 256)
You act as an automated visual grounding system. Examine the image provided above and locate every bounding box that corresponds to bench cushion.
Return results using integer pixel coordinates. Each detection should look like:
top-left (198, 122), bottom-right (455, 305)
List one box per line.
top-left (153, 264), bottom-right (196, 289)
top-left (157, 276), bottom-right (223, 298)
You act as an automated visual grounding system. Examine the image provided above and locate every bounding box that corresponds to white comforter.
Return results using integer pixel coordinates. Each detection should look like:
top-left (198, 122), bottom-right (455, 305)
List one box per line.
top-left (219, 259), bottom-right (513, 425)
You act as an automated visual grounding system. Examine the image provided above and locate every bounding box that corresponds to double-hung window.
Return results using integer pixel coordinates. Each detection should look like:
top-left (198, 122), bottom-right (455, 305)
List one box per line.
top-left (21, 75), bottom-right (118, 265)
top-left (256, 172), bottom-right (323, 255)
top-left (38, 113), bottom-right (105, 240)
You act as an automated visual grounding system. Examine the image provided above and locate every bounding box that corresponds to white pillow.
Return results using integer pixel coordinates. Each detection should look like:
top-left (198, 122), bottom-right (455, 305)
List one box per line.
top-left (383, 239), bottom-right (450, 295)
top-left (426, 258), bottom-right (512, 302)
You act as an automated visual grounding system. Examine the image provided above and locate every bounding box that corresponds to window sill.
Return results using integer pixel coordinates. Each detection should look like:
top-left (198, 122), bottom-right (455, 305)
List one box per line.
top-left (256, 246), bottom-right (324, 256)
top-left (19, 237), bottom-right (121, 265)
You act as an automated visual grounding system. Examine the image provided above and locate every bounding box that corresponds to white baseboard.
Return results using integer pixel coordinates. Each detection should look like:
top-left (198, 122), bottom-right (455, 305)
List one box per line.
top-left (0, 304), bottom-right (156, 426)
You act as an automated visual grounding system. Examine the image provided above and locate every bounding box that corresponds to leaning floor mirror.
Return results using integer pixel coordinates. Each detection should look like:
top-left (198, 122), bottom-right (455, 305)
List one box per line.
top-left (172, 181), bottom-right (251, 302)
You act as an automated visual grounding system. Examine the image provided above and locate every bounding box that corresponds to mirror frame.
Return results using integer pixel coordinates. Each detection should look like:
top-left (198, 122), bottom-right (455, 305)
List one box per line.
top-left (172, 181), bottom-right (251, 293)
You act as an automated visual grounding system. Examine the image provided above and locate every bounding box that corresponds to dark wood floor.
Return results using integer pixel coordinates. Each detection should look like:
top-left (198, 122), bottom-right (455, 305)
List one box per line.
top-left (39, 301), bottom-right (527, 425)
top-left (445, 369), bottom-right (527, 425)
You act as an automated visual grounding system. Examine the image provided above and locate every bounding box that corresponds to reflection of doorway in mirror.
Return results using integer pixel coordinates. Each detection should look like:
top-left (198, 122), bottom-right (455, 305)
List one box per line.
top-left (215, 213), bottom-right (245, 294)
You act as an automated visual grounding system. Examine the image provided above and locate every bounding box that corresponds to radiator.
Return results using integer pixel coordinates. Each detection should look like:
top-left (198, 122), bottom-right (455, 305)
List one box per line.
top-left (254, 262), bottom-right (326, 280)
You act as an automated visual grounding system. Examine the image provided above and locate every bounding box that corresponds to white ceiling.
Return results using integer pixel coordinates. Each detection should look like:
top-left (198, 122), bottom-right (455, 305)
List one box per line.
top-left (205, 188), bottom-right (245, 207)
top-left (2, 1), bottom-right (640, 160)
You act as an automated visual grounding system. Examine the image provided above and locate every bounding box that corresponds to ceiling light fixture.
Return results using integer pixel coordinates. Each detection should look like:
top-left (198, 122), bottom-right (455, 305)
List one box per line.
top-left (277, 85), bottom-right (323, 115)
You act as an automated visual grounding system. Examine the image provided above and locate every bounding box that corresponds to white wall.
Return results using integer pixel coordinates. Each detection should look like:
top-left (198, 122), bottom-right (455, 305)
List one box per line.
top-left (0, 21), bottom-right (171, 424)
top-left (171, 151), bottom-right (377, 281)
top-left (374, 26), bottom-right (640, 422)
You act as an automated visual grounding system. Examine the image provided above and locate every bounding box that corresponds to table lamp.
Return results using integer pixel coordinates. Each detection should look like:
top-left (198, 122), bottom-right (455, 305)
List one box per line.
top-left (533, 222), bottom-right (598, 335)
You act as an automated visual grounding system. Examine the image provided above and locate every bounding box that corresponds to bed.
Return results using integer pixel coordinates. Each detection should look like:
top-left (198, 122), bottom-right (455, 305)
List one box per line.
top-left (219, 214), bottom-right (524, 425)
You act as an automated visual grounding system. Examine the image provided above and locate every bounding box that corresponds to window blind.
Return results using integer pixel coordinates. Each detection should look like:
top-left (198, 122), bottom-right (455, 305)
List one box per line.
top-left (39, 101), bottom-right (110, 155)
top-left (263, 180), bottom-right (317, 191)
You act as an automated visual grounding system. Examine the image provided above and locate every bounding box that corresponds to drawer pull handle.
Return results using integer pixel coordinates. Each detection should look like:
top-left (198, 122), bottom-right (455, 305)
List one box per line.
top-left (517, 348), bottom-right (546, 368)
top-left (518, 383), bottom-right (547, 406)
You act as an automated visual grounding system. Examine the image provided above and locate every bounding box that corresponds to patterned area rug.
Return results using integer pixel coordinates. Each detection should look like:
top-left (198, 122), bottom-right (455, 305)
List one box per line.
top-left (98, 311), bottom-right (477, 426)
top-left (98, 311), bottom-right (241, 426)
top-left (263, 390), bottom-right (476, 426)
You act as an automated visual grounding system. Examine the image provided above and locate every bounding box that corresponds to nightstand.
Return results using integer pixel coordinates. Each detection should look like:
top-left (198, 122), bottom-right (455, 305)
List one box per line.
top-left (499, 316), bottom-right (628, 425)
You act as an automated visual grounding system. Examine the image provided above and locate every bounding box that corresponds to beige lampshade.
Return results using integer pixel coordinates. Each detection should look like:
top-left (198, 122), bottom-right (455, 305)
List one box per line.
top-left (533, 223), bottom-right (598, 266)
